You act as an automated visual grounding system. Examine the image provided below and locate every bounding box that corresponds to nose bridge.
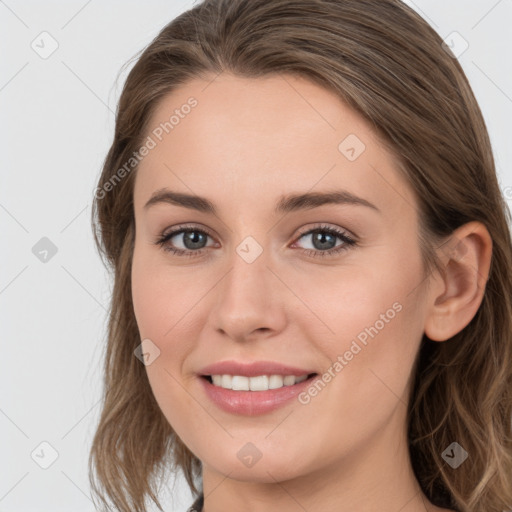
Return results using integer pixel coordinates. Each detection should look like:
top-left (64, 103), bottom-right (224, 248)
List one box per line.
top-left (210, 238), bottom-right (286, 341)
top-left (226, 242), bottom-right (268, 300)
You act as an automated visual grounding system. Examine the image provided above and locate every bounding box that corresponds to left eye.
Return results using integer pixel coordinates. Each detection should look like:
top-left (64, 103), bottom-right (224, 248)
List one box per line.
top-left (294, 227), bottom-right (353, 252)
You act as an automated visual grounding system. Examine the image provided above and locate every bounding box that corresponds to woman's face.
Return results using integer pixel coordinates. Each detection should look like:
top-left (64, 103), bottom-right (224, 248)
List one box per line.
top-left (131, 73), bottom-right (431, 484)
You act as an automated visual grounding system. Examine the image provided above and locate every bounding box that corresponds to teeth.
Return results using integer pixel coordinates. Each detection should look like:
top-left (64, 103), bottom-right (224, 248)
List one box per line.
top-left (209, 374), bottom-right (310, 391)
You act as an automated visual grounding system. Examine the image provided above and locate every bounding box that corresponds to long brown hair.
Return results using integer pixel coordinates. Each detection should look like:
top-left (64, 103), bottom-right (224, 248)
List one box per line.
top-left (89, 1), bottom-right (512, 511)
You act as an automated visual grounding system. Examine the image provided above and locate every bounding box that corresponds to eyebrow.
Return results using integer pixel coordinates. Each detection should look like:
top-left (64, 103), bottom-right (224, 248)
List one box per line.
top-left (143, 188), bottom-right (380, 215)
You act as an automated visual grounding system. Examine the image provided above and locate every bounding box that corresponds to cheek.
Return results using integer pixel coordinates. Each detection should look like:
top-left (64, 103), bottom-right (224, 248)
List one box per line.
top-left (286, 284), bottom-right (421, 469)
top-left (131, 243), bottom-right (202, 340)
top-left (293, 246), bottom-right (424, 412)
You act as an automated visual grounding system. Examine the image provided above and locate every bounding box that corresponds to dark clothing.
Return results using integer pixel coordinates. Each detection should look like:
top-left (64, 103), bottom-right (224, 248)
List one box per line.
top-left (187, 493), bottom-right (204, 512)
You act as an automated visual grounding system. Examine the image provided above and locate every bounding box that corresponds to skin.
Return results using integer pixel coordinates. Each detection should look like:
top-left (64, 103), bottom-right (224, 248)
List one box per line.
top-left (131, 73), bottom-right (492, 512)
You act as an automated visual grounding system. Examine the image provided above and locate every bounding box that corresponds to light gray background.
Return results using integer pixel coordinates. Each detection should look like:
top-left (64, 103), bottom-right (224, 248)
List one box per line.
top-left (1, 1), bottom-right (511, 511)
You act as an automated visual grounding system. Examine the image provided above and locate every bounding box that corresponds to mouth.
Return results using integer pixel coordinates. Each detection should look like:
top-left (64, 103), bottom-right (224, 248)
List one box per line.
top-left (200, 373), bottom-right (318, 391)
top-left (198, 372), bottom-right (319, 415)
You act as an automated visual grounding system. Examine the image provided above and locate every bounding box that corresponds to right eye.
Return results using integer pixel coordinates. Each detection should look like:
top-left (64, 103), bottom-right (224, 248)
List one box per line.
top-left (154, 225), bottom-right (217, 257)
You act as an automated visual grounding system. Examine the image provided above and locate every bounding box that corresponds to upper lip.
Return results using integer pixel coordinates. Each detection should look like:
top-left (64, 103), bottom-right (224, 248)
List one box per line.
top-left (198, 360), bottom-right (317, 377)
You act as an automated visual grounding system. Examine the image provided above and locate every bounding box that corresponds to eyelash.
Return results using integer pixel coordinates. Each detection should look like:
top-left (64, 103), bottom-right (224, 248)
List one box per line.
top-left (153, 223), bottom-right (357, 259)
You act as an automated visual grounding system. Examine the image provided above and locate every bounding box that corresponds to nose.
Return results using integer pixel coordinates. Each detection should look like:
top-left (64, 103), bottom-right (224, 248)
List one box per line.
top-left (209, 246), bottom-right (287, 343)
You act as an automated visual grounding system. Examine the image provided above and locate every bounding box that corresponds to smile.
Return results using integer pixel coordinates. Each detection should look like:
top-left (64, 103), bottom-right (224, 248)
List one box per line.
top-left (204, 373), bottom-right (313, 391)
top-left (199, 373), bottom-right (319, 415)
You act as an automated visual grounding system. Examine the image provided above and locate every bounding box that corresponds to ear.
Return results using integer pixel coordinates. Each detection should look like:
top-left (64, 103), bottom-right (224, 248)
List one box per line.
top-left (424, 221), bottom-right (493, 342)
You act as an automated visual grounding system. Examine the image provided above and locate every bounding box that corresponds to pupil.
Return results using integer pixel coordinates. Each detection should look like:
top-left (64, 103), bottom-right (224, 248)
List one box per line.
top-left (313, 231), bottom-right (335, 250)
top-left (184, 231), bottom-right (206, 250)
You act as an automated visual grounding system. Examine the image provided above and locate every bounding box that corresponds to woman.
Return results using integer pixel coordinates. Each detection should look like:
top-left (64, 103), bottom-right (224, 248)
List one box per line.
top-left (89, 1), bottom-right (512, 511)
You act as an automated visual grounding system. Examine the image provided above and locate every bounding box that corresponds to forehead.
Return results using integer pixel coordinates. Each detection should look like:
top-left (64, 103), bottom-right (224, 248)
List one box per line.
top-left (133, 73), bottom-right (414, 219)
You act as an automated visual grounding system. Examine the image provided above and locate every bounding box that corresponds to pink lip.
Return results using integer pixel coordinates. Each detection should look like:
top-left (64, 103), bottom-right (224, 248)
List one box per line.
top-left (197, 360), bottom-right (319, 416)
top-left (198, 373), bottom-right (318, 416)
top-left (197, 360), bottom-right (316, 377)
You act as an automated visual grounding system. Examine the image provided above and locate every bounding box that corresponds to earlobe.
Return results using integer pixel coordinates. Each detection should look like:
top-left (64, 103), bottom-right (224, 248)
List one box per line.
top-left (424, 221), bottom-right (492, 342)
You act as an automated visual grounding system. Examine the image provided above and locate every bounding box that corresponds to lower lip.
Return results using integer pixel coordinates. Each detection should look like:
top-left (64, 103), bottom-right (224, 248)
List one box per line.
top-left (198, 375), bottom-right (318, 416)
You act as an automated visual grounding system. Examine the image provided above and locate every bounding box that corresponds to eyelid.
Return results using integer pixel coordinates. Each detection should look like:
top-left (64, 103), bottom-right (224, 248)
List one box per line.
top-left (160, 223), bottom-right (215, 240)
top-left (294, 223), bottom-right (356, 241)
